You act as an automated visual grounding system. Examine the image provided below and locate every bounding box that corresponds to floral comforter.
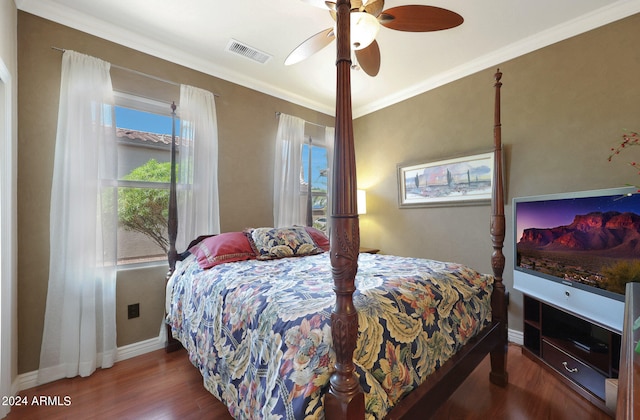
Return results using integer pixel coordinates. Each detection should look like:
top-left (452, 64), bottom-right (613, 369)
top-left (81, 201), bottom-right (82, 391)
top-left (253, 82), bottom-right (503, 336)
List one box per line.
top-left (166, 252), bottom-right (493, 419)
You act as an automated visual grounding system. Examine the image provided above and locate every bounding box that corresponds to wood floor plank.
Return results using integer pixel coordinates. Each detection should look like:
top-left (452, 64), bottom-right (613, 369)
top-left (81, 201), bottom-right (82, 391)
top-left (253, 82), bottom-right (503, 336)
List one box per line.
top-left (6, 344), bottom-right (613, 419)
top-left (433, 343), bottom-right (613, 420)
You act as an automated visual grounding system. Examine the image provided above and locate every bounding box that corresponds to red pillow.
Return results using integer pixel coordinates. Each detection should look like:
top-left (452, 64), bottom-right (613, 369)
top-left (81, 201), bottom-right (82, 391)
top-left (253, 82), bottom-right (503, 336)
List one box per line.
top-left (189, 232), bottom-right (256, 269)
top-left (304, 226), bottom-right (330, 251)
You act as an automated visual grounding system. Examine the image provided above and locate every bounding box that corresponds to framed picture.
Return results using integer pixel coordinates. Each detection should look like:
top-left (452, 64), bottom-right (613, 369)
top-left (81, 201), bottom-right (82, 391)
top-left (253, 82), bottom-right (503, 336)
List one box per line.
top-left (398, 151), bottom-right (494, 207)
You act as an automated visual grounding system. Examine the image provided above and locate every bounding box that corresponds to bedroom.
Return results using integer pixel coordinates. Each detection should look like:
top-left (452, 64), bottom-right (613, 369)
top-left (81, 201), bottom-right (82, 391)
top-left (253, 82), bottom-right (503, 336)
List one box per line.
top-left (1, 0), bottom-right (640, 418)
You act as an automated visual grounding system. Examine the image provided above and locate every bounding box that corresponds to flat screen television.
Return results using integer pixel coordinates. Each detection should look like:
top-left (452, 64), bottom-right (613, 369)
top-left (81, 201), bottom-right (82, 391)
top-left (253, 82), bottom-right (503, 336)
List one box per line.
top-left (513, 186), bottom-right (640, 333)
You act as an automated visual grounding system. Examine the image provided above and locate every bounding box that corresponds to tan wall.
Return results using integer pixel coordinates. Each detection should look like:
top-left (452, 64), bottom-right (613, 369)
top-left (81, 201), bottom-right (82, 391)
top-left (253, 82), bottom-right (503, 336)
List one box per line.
top-left (17, 11), bottom-right (334, 374)
top-left (354, 13), bottom-right (640, 336)
top-left (115, 265), bottom-right (168, 346)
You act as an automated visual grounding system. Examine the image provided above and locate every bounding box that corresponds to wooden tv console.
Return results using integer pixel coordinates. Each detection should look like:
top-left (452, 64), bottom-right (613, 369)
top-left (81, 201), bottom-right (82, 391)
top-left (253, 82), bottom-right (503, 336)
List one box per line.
top-left (522, 294), bottom-right (621, 415)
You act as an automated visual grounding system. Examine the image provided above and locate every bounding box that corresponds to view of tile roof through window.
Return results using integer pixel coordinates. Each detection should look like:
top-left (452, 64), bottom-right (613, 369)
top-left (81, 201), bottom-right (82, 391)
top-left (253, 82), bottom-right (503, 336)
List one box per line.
top-left (116, 127), bottom-right (179, 145)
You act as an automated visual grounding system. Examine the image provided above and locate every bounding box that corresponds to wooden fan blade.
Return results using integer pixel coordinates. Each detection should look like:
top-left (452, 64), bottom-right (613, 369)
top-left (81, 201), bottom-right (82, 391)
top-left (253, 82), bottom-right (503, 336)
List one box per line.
top-left (285, 28), bottom-right (336, 66)
top-left (380, 5), bottom-right (463, 32)
top-left (355, 40), bottom-right (380, 77)
top-left (363, 0), bottom-right (384, 17)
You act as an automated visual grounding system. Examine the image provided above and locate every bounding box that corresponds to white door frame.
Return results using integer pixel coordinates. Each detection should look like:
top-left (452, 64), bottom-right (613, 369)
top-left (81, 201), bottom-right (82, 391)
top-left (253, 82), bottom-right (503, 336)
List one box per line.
top-left (0, 58), bottom-right (16, 419)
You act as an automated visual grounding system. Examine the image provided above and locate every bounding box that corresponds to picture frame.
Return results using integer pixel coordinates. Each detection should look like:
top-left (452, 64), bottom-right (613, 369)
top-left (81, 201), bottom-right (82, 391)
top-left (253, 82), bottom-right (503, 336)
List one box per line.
top-left (398, 151), bottom-right (495, 208)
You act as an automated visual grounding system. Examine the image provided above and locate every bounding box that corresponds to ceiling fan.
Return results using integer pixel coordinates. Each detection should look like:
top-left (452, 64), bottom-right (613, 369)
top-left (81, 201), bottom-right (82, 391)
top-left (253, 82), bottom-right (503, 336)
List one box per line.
top-left (284, 0), bottom-right (463, 77)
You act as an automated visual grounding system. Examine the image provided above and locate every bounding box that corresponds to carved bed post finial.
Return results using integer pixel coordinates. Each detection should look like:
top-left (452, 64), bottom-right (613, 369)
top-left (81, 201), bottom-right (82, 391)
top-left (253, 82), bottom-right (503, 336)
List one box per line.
top-left (489, 68), bottom-right (508, 386)
top-left (324, 0), bottom-right (365, 418)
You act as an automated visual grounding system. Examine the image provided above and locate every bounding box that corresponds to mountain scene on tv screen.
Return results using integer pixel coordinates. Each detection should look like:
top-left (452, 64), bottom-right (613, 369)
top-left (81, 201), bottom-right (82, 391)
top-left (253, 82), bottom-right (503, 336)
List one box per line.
top-left (517, 209), bottom-right (640, 294)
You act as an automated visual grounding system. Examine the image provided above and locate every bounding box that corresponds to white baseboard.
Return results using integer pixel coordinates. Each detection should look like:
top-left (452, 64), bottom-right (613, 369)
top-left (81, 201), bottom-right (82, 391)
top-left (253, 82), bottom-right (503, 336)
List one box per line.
top-left (115, 336), bottom-right (165, 363)
top-left (14, 371), bottom-right (37, 394)
top-left (14, 336), bottom-right (165, 393)
top-left (508, 328), bottom-right (524, 346)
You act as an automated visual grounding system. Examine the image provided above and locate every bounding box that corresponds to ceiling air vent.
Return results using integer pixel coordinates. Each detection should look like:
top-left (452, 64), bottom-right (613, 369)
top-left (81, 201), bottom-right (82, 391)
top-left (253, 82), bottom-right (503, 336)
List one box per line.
top-left (226, 39), bottom-right (272, 64)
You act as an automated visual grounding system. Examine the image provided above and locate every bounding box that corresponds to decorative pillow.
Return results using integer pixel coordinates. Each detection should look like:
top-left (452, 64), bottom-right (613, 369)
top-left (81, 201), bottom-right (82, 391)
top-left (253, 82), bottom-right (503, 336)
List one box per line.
top-left (304, 226), bottom-right (330, 251)
top-left (246, 226), bottom-right (323, 260)
top-left (189, 232), bottom-right (256, 269)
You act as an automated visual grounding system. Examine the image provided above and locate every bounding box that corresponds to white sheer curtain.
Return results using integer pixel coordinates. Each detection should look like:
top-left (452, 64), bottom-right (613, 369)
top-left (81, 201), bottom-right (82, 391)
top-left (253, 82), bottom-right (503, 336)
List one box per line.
top-left (176, 84), bottom-right (220, 251)
top-left (324, 126), bottom-right (335, 232)
top-left (39, 50), bottom-right (117, 384)
top-left (273, 113), bottom-right (306, 227)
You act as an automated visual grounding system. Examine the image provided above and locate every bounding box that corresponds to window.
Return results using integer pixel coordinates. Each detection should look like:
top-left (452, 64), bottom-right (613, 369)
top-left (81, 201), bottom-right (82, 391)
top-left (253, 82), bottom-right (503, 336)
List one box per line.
top-left (301, 138), bottom-right (328, 232)
top-left (114, 93), bottom-right (179, 265)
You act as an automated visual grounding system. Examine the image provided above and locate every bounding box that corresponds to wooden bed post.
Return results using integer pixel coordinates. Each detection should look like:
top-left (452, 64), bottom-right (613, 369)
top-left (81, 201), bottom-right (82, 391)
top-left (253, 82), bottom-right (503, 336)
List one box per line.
top-left (489, 69), bottom-right (509, 386)
top-left (324, 0), bottom-right (365, 418)
top-left (167, 101), bottom-right (178, 274)
top-left (165, 101), bottom-right (182, 353)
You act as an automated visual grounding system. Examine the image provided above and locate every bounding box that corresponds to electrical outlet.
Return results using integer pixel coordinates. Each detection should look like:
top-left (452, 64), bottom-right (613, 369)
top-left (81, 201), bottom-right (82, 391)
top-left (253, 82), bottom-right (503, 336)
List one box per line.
top-left (127, 303), bottom-right (140, 319)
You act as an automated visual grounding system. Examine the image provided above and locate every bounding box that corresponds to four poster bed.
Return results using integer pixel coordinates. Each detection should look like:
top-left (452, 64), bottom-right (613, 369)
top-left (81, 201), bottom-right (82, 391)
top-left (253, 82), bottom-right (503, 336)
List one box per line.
top-left (164, 2), bottom-right (508, 418)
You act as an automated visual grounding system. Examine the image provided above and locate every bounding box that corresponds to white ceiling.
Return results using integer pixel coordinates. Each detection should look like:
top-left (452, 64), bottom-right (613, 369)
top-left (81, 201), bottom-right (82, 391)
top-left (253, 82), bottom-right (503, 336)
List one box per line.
top-left (16, 0), bottom-right (640, 117)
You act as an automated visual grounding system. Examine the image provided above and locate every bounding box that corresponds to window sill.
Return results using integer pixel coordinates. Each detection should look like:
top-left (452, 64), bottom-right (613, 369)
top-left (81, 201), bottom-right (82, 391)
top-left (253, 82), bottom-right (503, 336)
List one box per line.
top-left (117, 259), bottom-right (168, 272)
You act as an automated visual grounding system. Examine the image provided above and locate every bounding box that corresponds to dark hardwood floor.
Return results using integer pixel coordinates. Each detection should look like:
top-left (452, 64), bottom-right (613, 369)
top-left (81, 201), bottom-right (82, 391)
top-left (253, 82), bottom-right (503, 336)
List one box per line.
top-left (6, 343), bottom-right (613, 419)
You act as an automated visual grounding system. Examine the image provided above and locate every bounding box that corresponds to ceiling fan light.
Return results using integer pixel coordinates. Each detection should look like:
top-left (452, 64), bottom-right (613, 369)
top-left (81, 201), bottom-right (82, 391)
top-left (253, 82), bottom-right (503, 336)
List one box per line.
top-left (350, 12), bottom-right (379, 50)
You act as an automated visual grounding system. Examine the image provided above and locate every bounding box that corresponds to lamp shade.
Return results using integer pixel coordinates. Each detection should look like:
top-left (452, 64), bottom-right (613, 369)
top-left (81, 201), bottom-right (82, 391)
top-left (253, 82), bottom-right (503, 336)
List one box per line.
top-left (357, 189), bottom-right (367, 215)
top-left (337, 12), bottom-right (380, 51)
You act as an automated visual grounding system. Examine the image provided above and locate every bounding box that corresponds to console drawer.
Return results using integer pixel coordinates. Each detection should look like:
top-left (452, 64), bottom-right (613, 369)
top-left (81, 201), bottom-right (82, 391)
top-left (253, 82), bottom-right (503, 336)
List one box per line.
top-left (542, 340), bottom-right (606, 400)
